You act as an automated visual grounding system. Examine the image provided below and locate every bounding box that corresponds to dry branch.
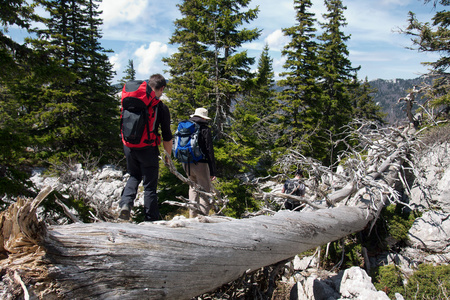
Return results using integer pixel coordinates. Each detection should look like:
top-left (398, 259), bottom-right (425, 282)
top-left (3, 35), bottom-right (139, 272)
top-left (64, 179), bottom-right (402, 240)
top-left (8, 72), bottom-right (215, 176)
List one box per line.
top-left (0, 121), bottom-right (421, 299)
top-left (161, 151), bottom-right (227, 215)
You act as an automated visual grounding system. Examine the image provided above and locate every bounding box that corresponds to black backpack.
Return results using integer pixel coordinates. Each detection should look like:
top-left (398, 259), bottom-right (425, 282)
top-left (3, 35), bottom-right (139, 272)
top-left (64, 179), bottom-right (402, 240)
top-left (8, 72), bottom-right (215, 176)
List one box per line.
top-left (121, 80), bottom-right (160, 148)
top-left (284, 179), bottom-right (305, 196)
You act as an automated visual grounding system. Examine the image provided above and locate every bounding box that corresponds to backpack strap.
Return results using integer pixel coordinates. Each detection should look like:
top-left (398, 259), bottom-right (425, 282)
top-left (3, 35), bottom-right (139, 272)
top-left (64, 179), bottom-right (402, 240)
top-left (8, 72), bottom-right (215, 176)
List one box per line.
top-left (143, 97), bottom-right (160, 145)
top-left (144, 103), bottom-right (158, 143)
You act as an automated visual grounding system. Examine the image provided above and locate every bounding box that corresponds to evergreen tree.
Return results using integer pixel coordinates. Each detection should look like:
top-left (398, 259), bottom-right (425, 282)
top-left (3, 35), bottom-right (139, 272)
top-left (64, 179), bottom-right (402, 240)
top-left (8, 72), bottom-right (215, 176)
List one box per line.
top-left (19, 0), bottom-right (120, 163)
top-left (164, 0), bottom-right (260, 132)
top-left (351, 78), bottom-right (386, 124)
top-left (277, 0), bottom-right (322, 159)
top-left (317, 0), bottom-right (360, 164)
top-left (231, 44), bottom-right (277, 175)
top-left (119, 59), bottom-right (136, 85)
top-left (403, 0), bottom-right (450, 118)
top-left (0, 0), bottom-right (34, 81)
top-left (162, 0), bottom-right (211, 120)
top-left (77, 0), bottom-right (119, 161)
top-left (0, 1), bottom-right (41, 196)
top-left (164, 0), bottom-right (261, 217)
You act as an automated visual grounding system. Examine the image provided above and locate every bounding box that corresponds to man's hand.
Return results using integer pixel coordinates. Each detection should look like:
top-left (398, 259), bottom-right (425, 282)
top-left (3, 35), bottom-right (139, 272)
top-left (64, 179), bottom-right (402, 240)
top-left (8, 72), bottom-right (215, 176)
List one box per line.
top-left (163, 140), bottom-right (172, 163)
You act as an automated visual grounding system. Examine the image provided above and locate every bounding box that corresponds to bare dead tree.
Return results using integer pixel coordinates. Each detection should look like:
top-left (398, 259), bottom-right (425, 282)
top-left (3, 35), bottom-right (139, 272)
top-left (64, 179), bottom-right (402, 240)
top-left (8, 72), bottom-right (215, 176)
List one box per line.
top-left (0, 120), bottom-right (427, 299)
top-left (255, 121), bottom-right (418, 220)
top-left (161, 151), bottom-right (228, 216)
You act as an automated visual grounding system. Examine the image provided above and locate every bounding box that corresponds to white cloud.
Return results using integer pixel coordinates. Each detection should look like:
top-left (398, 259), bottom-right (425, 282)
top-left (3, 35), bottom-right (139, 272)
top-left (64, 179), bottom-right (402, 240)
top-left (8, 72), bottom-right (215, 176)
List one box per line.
top-left (99, 0), bottom-right (148, 28)
top-left (379, 0), bottom-right (412, 6)
top-left (109, 53), bottom-right (122, 74)
top-left (97, 0), bottom-right (438, 82)
top-left (245, 41), bottom-right (266, 51)
top-left (343, 0), bottom-right (435, 45)
top-left (272, 56), bottom-right (287, 80)
top-left (134, 42), bottom-right (169, 77)
top-left (99, 0), bottom-right (180, 41)
top-left (265, 30), bottom-right (290, 51)
top-left (255, 0), bottom-right (296, 27)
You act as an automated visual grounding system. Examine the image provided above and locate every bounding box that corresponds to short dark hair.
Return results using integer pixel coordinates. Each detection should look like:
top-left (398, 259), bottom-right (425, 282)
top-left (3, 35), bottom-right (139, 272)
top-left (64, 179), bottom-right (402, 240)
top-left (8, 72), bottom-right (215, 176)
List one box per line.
top-left (295, 170), bottom-right (303, 176)
top-left (148, 73), bottom-right (166, 90)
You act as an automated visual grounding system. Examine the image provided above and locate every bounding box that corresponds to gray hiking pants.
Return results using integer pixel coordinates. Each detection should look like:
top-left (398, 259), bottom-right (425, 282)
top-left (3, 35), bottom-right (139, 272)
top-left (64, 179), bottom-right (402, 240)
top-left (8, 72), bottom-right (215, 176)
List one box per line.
top-left (182, 162), bottom-right (212, 218)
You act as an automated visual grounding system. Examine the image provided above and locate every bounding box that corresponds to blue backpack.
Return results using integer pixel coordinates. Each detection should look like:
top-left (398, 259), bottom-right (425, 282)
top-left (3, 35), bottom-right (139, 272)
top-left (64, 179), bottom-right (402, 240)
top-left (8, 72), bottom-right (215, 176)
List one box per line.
top-left (173, 120), bottom-right (204, 163)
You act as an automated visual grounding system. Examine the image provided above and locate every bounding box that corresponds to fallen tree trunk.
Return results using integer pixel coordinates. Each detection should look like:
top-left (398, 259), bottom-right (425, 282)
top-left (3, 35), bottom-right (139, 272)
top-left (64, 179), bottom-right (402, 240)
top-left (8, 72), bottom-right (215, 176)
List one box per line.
top-left (2, 122), bottom-right (416, 299)
top-left (2, 195), bottom-right (373, 299)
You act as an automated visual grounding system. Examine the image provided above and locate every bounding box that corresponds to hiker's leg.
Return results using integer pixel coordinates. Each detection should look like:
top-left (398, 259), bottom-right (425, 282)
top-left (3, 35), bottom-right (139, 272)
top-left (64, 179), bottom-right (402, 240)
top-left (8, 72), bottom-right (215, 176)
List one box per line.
top-left (142, 166), bottom-right (159, 221)
top-left (137, 147), bottom-right (160, 221)
top-left (182, 163), bottom-right (199, 218)
top-left (120, 146), bottom-right (141, 208)
top-left (195, 163), bottom-right (212, 216)
top-left (185, 163), bottom-right (211, 217)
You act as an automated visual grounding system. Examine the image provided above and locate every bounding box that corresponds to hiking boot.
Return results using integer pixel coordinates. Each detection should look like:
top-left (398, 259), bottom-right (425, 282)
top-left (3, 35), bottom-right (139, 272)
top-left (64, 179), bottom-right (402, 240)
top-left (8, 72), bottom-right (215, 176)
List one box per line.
top-left (119, 204), bottom-right (131, 220)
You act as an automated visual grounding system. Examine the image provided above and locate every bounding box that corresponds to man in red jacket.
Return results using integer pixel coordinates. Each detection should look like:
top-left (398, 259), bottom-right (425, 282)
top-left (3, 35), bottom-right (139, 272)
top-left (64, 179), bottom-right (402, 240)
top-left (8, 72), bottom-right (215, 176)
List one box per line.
top-left (119, 74), bottom-right (173, 222)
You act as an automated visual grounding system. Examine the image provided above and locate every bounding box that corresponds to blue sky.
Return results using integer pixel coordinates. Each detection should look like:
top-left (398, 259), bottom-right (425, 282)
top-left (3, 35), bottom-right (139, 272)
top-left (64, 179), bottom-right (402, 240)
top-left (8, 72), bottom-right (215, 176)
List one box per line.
top-left (8, 0), bottom-right (444, 83)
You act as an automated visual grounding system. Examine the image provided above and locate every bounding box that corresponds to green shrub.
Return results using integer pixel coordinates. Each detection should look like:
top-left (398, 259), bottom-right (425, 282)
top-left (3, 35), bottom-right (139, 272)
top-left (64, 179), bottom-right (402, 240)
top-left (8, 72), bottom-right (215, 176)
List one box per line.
top-left (367, 204), bottom-right (421, 252)
top-left (373, 264), bottom-right (450, 300)
top-left (216, 178), bottom-right (258, 218)
top-left (372, 264), bottom-right (405, 299)
top-left (385, 204), bottom-right (419, 243)
top-left (418, 123), bottom-right (450, 147)
top-left (405, 264), bottom-right (450, 299)
top-left (323, 235), bottom-right (363, 270)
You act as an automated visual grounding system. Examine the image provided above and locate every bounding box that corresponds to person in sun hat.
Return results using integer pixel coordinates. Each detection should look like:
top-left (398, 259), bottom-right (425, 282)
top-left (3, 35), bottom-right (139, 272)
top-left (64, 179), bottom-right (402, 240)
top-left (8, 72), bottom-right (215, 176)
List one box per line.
top-left (282, 169), bottom-right (306, 211)
top-left (183, 107), bottom-right (217, 218)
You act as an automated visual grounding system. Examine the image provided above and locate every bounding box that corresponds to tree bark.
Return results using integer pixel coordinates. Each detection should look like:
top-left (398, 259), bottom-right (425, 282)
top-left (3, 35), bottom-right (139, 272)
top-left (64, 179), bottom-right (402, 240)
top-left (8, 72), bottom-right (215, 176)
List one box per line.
top-left (2, 198), bottom-right (373, 299)
top-left (2, 123), bottom-right (415, 299)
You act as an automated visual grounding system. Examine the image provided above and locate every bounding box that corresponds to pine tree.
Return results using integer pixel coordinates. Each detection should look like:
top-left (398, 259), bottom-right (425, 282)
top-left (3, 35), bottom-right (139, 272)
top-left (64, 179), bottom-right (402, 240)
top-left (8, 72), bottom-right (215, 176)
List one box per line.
top-left (277, 0), bottom-right (322, 159)
top-left (316, 0), bottom-right (360, 164)
top-left (231, 44), bottom-right (277, 175)
top-left (0, 1), bottom-right (43, 196)
top-left (351, 78), bottom-right (386, 124)
top-left (119, 59), bottom-right (136, 85)
top-left (0, 0), bottom-right (34, 81)
top-left (162, 0), bottom-right (211, 121)
top-left (164, 0), bottom-right (260, 132)
top-left (403, 0), bottom-right (450, 118)
top-left (21, 0), bottom-right (119, 163)
top-left (76, 0), bottom-right (119, 161)
top-left (164, 0), bottom-right (261, 216)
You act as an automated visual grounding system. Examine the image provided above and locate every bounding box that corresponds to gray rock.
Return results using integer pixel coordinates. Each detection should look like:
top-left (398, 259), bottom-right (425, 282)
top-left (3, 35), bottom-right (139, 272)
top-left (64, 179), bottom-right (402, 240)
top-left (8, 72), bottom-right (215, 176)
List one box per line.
top-left (407, 210), bottom-right (450, 253)
top-left (339, 267), bottom-right (389, 300)
top-left (293, 273), bottom-right (339, 300)
top-left (293, 254), bottom-right (318, 271)
top-left (410, 142), bottom-right (450, 213)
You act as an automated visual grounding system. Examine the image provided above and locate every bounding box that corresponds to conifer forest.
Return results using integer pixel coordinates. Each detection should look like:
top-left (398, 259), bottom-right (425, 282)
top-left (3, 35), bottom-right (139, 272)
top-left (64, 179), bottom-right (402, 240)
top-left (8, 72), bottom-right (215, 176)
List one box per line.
top-left (1, 0), bottom-right (449, 299)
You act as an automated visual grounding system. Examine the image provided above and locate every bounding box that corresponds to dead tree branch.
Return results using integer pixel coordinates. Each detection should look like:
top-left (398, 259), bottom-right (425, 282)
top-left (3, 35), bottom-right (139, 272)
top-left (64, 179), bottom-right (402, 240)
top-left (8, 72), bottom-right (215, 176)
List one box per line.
top-left (161, 151), bottom-right (227, 216)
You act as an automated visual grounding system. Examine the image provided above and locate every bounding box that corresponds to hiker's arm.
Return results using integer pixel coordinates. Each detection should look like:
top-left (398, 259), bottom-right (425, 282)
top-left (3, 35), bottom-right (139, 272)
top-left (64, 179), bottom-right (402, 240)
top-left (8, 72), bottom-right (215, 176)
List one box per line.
top-left (203, 127), bottom-right (216, 177)
top-left (159, 102), bottom-right (173, 160)
top-left (163, 140), bottom-right (172, 159)
top-left (160, 102), bottom-right (173, 142)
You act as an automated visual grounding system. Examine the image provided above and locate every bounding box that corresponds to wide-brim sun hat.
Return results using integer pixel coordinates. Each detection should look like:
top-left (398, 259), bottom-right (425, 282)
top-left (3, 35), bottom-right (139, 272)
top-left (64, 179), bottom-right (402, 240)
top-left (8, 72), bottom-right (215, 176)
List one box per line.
top-left (190, 107), bottom-right (211, 120)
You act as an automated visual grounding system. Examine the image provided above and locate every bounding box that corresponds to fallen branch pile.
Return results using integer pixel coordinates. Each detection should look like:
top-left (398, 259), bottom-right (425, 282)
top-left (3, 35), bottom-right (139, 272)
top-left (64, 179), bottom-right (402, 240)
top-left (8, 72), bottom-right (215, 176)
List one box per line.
top-left (0, 122), bottom-right (420, 299)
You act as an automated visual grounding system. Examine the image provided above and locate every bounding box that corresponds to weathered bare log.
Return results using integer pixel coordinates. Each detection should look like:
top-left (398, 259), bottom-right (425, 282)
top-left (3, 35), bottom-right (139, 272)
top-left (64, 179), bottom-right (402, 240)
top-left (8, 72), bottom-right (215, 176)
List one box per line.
top-left (2, 122), bottom-right (419, 299)
top-left (1, 196), bottom-right (373, 299)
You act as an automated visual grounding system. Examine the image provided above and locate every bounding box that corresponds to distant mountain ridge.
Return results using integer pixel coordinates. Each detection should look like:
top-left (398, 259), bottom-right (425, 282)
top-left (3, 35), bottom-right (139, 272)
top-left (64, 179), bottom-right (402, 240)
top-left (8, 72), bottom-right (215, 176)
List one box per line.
top-left (368, 76), bottom-right (432, 124)
top-left (114, 77), bottom-right (430, 125)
